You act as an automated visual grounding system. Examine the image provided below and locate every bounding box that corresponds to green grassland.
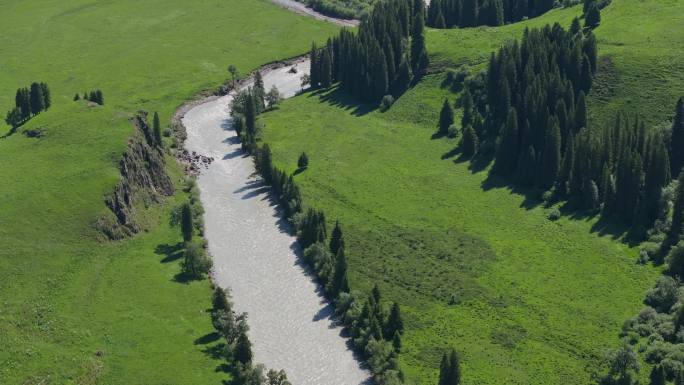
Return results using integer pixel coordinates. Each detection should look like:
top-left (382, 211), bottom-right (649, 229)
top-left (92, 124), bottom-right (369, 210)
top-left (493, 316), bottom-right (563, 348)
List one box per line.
top-left (259, 1), bottom-right (684, 383)
top-left (0, 0), bottom-right (337, 383)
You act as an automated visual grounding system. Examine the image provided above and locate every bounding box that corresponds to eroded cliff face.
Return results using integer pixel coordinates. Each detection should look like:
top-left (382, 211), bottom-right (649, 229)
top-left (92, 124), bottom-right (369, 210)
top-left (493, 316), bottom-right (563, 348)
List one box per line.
top-left (98, 112), bottom-right (174, 240)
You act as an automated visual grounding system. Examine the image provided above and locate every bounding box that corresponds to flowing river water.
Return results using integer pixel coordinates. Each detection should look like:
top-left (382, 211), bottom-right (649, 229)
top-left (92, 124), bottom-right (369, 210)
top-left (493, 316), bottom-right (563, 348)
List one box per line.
top-left (182, 60), bottom-right (370, 385)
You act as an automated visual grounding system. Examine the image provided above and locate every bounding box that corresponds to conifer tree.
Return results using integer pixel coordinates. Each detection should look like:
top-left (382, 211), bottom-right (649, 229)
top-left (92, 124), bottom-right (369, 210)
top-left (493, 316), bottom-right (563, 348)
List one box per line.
top-left (332, 246), bottom-right (350, 296)
top-left (40, 83), bottom-right (51, 110)
top-left (494, 107), bottom-right (519, 176)
top-left (541, 118), bottom-right (561, 188)
top-left (439, 98), bottom-right (455, 136)
top-left (460, 0), bottom-right (479, 27)
top-left (385, 302), bottom-right (404, 337)
top-left (153, 112), bottom-right (162, 148)
top-left (95, 90), bottom-right (104, 105)
top-left (671, 98), bottom-right (684, 177)
top-left (669, 170), bottom-right (684, 245)
top-left (253, 71), bottom-right (266, 112)
top-left (585, 3), bottom-right (601, 29)
top-left (435, 9), bottom-right (446, 28)
top-left (309, 43), bottom-right (319, 88)
top-left (462, 125), bottom-right (479, 158)
top-left (29, 83), bottom-right (44, 115)
top-left (576, 91), bottom-right (588, 131)
top-left (650, 365), bottom-right (666, 385)
top-left (330, 221), bottom-right (344, 256)
top-left (74, 93), bottom-right (80, 101)
top-left (320, 48), bottom-right (333, 89)
top-left (411, 11), bottom-right (429, 75)
top-left (181, 202), bottom-right (193, 243)
top-left (461, 90), bottom-right (474, 129)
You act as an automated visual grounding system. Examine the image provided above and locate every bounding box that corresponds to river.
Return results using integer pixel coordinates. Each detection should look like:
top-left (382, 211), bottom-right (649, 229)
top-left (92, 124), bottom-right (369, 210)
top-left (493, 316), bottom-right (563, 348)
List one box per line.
top-left (182, 59), bottom-right (370, 385)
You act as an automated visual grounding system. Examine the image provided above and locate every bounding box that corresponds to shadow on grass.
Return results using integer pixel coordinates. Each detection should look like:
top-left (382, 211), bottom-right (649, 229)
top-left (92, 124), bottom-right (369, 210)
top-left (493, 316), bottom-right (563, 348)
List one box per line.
top-left (478, 169), bottom-right (639, 243)
top-left (310, 87), bottom-right (375, 117)
top-left (195, 332), bottom-right (221, 345)
top-left (293, 166), bottom-right (307, 175)
top-left (155, 242), bottom-right (184, 263)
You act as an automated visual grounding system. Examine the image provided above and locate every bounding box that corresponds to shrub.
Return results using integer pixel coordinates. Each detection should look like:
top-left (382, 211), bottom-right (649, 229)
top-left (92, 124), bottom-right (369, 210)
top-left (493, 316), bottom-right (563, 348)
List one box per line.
top-left (447, 124), bottom-right (459, 139)
top-left (547, 208), bottom-right (561, 221)
top-left (182, 242), bottom-right (212, 279)
top-left (645, 276), bottom-right (679, 313)
top-left (379, 95), bottom-right (394, 112)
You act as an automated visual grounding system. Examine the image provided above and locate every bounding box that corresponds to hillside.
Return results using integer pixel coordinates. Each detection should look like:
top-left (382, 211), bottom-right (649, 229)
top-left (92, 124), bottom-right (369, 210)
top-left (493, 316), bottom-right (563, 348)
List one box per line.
top-left (0, 0), bottom-right (337, 383)
top-left (258, 0), bottom-right (684, 383)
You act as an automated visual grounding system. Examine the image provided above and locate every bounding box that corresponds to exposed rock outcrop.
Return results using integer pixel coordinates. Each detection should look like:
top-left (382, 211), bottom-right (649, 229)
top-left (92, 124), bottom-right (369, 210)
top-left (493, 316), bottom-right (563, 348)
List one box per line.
top-left (98, 112), bottom-right (174, 240)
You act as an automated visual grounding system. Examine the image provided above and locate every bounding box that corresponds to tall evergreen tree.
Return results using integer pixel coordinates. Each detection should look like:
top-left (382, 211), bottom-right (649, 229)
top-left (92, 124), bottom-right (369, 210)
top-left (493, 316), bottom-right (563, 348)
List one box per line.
top-left (671, 98), bottom-right (684, 177)
top-left (310, 43), bottom-right (319, 87)
top-left (411, 11), bottom-right (429, 75)
top-left (439, 98), bottom-right (455, 135)
top-left (320, 48), bottom-right (333, 89)
top-left (181, 202), bottom-right (193, 242)
top-left (669, 170), bottom-right (684, 245)
top-left (494, 107), bottom-right (519, 175)
top-left (585, 3), bottom-right (601, 29)
top-left (576, 91), bottom-right (588, 131)
top-left (40, 83), bottom-right (51, 110)
top-left (462, 125), bottom-right (479, 158)
top-left (153, 112), bottom-right (162, 148)
top-left (29, 83), bottom-right (44, 115)
top-left (385, 302), bottom-right (404, 337)
top-left (331, 246), bottom-right (350, 296)
top-left (234, 332), bottom-right (253, 364)
top-left (460, 0), bottom-right (479, 27)
top-left (330, 221), bottom-right (344, 256)
top-left (541, 118), bottom-right (562, 188)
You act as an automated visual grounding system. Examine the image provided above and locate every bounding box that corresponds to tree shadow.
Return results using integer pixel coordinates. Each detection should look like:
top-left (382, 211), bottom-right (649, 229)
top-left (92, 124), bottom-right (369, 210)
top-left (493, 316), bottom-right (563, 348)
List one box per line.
top-left (0, 126), bottom-right (18, 139)
top-left (155, 242), bottom-right (184, 263)
top-left (312, 87), bottom-right (375, 117)
top-left (293, 167), bottom-right (307, 175)
top-left (195, 332), bottom-right (221, 345)
top-left (172, 271), bottom-right (193, 284)
top-left (468, 152), bottom-right (494, 174)
top-left (201, 341), bottom-right (226, 360)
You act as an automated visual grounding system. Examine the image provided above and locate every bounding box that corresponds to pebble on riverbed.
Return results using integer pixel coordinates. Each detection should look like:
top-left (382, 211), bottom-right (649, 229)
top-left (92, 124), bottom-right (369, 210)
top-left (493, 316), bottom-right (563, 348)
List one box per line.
top-left (177, 149), bottom-right (214, 176)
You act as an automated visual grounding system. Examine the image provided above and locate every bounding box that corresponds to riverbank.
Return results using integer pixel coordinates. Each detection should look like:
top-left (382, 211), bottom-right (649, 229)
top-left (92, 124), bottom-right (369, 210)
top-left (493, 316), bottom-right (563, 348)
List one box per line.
top-left (180, 59), bottom-right (370, 385)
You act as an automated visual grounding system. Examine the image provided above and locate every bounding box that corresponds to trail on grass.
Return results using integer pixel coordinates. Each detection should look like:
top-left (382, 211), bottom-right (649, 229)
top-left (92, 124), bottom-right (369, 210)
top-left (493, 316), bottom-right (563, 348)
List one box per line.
top-left (182, 59), bottom-right (370, 385)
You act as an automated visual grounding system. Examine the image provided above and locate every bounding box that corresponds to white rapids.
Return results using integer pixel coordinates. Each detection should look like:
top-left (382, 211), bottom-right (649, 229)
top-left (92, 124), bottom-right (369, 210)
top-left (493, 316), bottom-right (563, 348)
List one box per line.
top-left (182, 60), bottom-right (370, 385)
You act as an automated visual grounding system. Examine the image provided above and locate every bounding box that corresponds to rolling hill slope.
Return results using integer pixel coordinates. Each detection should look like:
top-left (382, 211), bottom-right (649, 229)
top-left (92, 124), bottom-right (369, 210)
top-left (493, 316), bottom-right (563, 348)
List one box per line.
top-left (0, 0), bottom-right (337, 383)
top-left (259, 1), bottom-right (683, 383)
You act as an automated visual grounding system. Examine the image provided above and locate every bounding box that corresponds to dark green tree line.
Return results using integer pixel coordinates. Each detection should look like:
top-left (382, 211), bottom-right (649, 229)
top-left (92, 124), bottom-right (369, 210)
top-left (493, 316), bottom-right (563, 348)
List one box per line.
top-left (427, 0), bottom-right (555, 28)
top-left (309, 0), bottom-right (427, 102)
top-left (5, 82), bottom-right (52, 128)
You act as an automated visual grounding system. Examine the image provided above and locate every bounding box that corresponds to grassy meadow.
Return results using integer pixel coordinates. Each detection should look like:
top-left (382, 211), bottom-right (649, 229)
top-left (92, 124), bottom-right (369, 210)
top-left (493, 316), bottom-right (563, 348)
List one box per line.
top-left (259, 0), bottom-right (684, 383)
top-left (0, 0), bottom-right (337, 383)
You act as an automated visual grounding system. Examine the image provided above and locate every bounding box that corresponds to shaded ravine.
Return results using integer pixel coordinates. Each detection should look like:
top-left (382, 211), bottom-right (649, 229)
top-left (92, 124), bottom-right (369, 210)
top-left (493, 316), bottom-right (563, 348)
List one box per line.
top-left (182, 60), bottom-right (370, 385)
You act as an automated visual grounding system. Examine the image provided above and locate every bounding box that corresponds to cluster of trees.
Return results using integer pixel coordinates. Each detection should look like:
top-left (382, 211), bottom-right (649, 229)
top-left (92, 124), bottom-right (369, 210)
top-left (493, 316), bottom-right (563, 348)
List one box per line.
top-left (427, 0), bottom-right (555, 28)
top-left (309, 0), bottom-right (428, 102)
top-left (438, 349), bottom-right (462, 385)
top-left (210, 286), bottom-right (292, 385)
top-left (5, 82), bottom-right (51, 128)
top-left (304, 0), bottom-right (374, 19)
top-left (583, 0), bottom-right (605, 29)
top-left (336, 285), bottom-right (406, 384)
top-left (230, 72), bottom-right (282, 152)
top-left (179, 180), bottom-right (212, 279)
top-left (75, 89), bottom-right (104, 105)
top-left (444, 21), bottom-right (597, 166)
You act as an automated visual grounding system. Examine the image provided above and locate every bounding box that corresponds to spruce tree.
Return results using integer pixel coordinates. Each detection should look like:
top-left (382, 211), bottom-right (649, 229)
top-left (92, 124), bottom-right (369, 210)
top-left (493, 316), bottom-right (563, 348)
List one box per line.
top-left (439, 98), bottom-right (455, 136)
top-left (649, 365), bottom-right (665, 385)
top-left (29, 83), bottom-right (44, 115)
top-left (462, 125), bottom-right (479, 158)
top-left (330, 221), bottom-right (344, 256)
top-left (181, 202), bottom-right (193, 243)
top-left (585, 3), bottom-right (601, 29)
top-left (460, 0), bottom-right (478, 27)
top-left (541, 118), bottom-right (561, 188)
top-left (40, 83), bottom-right (51, 110)
top-left (494, 107), bottom-right (519, 176)
top-left (385, 302), bottom-right (404, 337)
top-left (74, 93), bottom-right (80, 101)
top-left (309, 43), bottom-right (319, 87)
top-left (576, 91), bottom-right (588, 131)
top-left (671, 98), bottom-right (684, 177)
top-left (435, 10), bottom-right (446, 28)
top-left (461, 90), bottom-right (474, 129)
top-left (253, 71), bottom-right (266, 112)
top-left (332, 246), bottom-right (350, 296)
top-left (410, 11), bottom-right (428, 75)
top-left (95, 90), bottom-right (104, 105)
top-left (669, 170), bottom-right (684, 245)
top-left (153, 112), bottom-right (162, 148)
top-left (580, 54), bottom-right (593, 93)
top-left (320, 48), bottom-right (333, 89)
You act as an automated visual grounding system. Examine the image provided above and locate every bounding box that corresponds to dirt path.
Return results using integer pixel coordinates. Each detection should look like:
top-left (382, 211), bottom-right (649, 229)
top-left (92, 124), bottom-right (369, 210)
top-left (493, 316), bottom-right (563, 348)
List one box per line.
top-left (182, 60), bottom-right (370, 385)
